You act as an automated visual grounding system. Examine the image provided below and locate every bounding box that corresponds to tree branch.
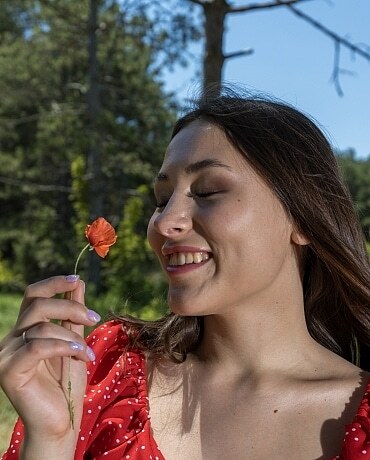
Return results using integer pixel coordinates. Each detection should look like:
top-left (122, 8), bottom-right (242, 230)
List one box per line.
top-left (190, 0), bottom-right (209, 6)
top-left (0, 176), bottom-right (72, 193)
top-left (224, 48), bottom-right (254, 60)
top-left (286, 4), bottom-right (370, 61)
top-left (286, 3), bottom-right (370, 95)
top-left (187, 0), bottom-right (211, 6)
top-left (0, 105), bottom-right (85, 127)
top-left (331, 41), bottom-right (343, 97)
top-left (228, 0), bottom-right (313, 14)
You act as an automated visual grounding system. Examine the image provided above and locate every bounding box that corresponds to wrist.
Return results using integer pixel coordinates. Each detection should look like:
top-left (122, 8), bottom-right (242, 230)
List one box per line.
top-left (20, 430), bottom-right (77, 460)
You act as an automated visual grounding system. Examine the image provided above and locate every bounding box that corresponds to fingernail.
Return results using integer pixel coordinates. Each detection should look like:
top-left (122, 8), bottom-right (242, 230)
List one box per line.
top-left (69, 341), bottom-right (84, 351)
top-left (86, 346), bottom-right (96, 362)
top-left (87, 309), bottom-right (101, 323)
top-left (65, 274), bottom-right (80, 283)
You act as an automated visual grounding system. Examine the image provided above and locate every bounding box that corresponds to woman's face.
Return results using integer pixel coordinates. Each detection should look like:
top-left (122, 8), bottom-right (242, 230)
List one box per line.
top-left (147, 120), bottom-right (299, 316)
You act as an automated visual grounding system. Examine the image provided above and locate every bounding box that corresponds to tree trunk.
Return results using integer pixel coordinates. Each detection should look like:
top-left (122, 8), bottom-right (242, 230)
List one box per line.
top-left (86, 0), bottom-right (103, 292)
top-left (202, 0), bottom-right (228, 96)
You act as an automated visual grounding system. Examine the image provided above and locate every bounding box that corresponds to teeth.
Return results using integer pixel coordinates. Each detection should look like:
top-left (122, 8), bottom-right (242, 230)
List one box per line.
top-left (168, 252), bottom-right (209, 266)
top-left (193, 253), bottom-right (202, 263)
top-left (178, 254), bottom-right (186, 265)
top-left (185, 253), bottom-right (193, 264)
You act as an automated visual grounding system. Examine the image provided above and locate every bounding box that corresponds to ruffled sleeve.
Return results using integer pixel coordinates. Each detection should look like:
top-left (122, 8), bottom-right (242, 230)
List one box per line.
top-left (333, 380), bottom-right (370, 460)
top-left (1, 320), bottom-right (164, 460)
top-left (75, 320), bottom-right (163, 459)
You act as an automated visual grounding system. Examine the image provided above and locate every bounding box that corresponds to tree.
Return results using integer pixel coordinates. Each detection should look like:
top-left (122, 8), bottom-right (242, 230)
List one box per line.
top-left (187, 0), bottom-right (370, 95)
top-left (103, 185), bottom-right (168, 319)
top-left (337, 150), bottom-right (370, 243)
top-left (0, 0), bottom-right (197, 293)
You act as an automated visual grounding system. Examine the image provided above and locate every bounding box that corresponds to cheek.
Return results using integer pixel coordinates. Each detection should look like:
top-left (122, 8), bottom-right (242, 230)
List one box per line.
top-left (221, 201), bottom-right (291, 263)
top-left (244, 211), bottom-right (292, 277)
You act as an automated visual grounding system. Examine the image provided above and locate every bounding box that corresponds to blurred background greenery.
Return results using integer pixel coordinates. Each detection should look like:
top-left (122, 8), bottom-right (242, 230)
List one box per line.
top-left (0, 0), bottom-right (369, 453)
top-left (0, 0), bottom-right (198, 319)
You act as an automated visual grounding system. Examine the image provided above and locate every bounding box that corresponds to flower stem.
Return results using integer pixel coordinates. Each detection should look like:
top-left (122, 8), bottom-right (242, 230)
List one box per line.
top-left (67, 361), bottom-right (75, 430)
top-left (74, 243), bottom-right (91, 275)
top-left (66, 290), bottom-right (75, 430)
top-left (67, 242), bottom-right (90, 429)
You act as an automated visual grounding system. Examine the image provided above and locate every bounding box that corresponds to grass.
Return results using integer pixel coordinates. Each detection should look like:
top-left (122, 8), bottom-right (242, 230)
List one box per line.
top-left (0, 293), bottom-right (21, 454)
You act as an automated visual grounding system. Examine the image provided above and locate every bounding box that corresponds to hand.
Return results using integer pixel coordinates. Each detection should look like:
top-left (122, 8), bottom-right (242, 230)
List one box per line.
top-left (0, 276), bottom-right (100, 445)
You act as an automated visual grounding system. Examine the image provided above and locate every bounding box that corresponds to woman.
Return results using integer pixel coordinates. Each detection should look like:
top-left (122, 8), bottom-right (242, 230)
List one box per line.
top-left (1, 93), bottom-right (370, 459)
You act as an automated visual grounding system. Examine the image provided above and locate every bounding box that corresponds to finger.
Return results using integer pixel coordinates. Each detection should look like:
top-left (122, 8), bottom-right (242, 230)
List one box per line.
top-left (1, 338), bottom-right (94, 388)
top-left (20, 275), bottom-right (82, 312)
top-left (5, 334), bottom-right (91, 363)
top-left (24, 338), bottom-right (95, 364)
top-left (15, 295), bottom-right (100, 333)
top-left (9, 322), bottom-right (87, 353)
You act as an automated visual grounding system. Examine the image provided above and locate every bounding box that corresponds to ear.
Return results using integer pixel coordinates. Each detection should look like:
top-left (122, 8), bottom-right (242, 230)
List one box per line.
top-left (291, 229), bottom-right (310, 246)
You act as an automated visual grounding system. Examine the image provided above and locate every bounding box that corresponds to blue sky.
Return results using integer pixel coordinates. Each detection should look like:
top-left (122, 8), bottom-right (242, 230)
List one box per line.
top-left (162, 0), bottom-right (370, 158)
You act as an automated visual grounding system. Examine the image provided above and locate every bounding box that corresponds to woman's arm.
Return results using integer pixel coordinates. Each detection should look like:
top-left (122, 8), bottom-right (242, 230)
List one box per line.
top-left (0, 276), bottom-right (100, 457)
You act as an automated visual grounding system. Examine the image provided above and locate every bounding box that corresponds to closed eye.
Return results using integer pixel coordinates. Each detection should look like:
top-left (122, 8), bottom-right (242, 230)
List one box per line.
top-left (153, 188), bottom-right (171, 209)
top-left (154, 191), bottom-right (224, 210)
top-left (188, 191), bottom-right (223, 199)
top-left (154, 199), bottom-right (169, 209)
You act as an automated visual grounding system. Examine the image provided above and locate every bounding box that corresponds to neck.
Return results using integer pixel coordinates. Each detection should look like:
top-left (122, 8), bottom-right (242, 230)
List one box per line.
top-left (195, 285), bottom-right (325, 382)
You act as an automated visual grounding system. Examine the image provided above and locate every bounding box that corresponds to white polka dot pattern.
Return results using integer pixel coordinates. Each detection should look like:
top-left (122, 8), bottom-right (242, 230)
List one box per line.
top-left (1, 321), bottom-right (164, 460)
top-left (1, 321), bottom-right (369, 459)
top-left (330, 386), bottom-right (370, 460)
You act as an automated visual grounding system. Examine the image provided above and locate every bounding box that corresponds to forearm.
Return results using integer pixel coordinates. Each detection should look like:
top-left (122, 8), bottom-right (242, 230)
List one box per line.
top-left (19, 432), bottom-right (77, 460)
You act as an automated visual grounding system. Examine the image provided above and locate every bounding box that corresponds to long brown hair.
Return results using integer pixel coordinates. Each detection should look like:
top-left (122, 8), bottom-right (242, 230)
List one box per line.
top-left (116, 92), bottom-right (370, 367)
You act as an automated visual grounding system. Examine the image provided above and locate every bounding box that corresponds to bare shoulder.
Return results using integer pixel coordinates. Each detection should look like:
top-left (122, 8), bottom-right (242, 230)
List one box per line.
top-left (310, 344), bottom-right (368, 384)
top-left (300, 351), bottom-right (370, 425)
top-left (145, 350), bottom-right (370, 460)
top-left (316, 351), bottom-right (370, 392)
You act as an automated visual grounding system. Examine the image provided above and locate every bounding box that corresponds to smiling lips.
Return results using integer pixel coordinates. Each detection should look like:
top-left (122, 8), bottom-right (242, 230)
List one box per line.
top-left (168, 251), bottom-right (210, 266)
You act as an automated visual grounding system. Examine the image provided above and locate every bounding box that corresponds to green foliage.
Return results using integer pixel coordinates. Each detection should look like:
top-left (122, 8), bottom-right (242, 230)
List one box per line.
top-left (0, 293), bottom-right (22, 342)
top-left (104, 185), bottom-right (168, 318)
top-left (0, 260), bottom-right (13, 285)
top-left (337, 150), bottom-right (370, 242)
top-left (0, 0), bottom-right (198, 310)
top-left (2, 1), bottom-right (367, 324)
top-left (70, 154), bottom-right (89, 248)
top-left (0, 259), bottom-right (23, 292)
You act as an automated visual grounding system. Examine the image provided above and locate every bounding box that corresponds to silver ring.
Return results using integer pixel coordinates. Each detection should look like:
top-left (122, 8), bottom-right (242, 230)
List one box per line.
top-left (22, 330), bottom-right (30, 345)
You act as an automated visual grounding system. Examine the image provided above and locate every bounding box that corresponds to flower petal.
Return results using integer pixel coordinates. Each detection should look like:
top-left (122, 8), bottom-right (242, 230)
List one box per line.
top-left (85, 217), bottom-right (117, 258)
top-left (93, 245), bottom-right (111, 258)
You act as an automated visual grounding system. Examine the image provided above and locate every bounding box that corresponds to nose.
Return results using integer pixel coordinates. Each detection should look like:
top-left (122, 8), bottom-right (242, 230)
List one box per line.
top-left (152, 199), bottom-right (192, 238)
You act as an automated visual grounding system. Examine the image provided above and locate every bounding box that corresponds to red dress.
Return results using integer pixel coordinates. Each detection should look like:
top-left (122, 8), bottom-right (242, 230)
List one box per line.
top-left (2, 320), bottom-right (370, 459)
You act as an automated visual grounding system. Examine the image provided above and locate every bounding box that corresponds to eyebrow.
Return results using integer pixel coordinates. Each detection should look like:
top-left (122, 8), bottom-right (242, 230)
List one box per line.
top-left (156, 158), bottom-right (232, 182)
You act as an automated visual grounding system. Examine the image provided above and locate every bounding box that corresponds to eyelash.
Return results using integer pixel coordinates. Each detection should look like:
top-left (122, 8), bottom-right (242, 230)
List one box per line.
top-left (155, 200), bottom-right (167, 209)
top-left (155, 191), bottom-right (221, 209)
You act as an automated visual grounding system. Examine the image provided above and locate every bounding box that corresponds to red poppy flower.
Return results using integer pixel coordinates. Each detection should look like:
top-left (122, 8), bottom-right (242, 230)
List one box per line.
top-left (85, 217), bottom-right (117, 258)
top-left (68, 216), bottom-right (117, 428)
